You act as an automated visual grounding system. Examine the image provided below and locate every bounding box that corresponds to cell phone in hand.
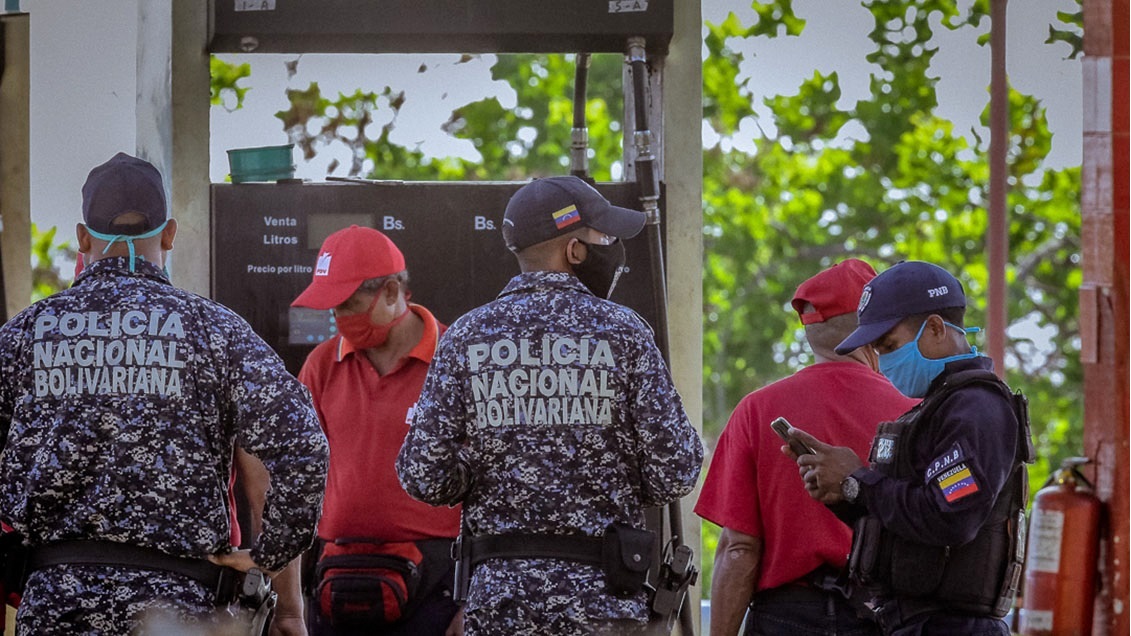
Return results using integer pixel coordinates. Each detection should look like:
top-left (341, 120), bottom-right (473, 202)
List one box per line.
top-left (770, 417), bottom-right (815, 456)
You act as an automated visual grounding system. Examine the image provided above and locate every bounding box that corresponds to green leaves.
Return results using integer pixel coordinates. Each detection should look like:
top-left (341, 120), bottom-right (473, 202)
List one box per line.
top-left (1046, 3), bottom-right (1084, 59)
top-left (765, 71), bottom-right (850, 143)
top-left (445, 53), bottom-right (625, 180)
top-left (267, 53), bottom-right (624, 181)
top-left (210, 56), bottom-right (252, 111)
top-left (704, 14), bottom-right (758, 136)
top-left (701, 0), bottom-right (1082, 497)
top-left (31, 224), bottom-right (77, 302)
top-left (750, 0), bottom-right (806, 37)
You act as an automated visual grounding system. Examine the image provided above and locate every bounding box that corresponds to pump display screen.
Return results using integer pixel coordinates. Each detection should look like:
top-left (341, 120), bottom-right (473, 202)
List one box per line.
top-left (288, 307), bottom-right (336, 345)
top-left (307, 212), bottom-right (373, 250)
top-left (211, 181), bottom-right (663, 375)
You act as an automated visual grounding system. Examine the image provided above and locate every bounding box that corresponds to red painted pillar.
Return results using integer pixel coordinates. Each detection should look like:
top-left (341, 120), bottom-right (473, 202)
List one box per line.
top-left (987, 0), bottom-right (1009, 377)
top-left (1081, 0), bottom-right (1129, 634)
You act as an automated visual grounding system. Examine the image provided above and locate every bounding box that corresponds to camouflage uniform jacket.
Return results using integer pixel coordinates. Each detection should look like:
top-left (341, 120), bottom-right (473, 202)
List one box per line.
top-left (0, 257), bottom-right (329, 631)
top-left (397, 271), bottom-right (703, 631)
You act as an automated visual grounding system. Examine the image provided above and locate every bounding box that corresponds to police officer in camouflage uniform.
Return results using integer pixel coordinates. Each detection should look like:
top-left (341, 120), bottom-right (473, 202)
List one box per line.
top-left (396, 176), bottom-right (703, 636)
top-left (0, 153), bottom-right (329, 634)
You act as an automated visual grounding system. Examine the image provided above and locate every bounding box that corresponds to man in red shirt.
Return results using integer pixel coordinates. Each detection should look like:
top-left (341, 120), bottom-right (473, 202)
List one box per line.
top-left (695, 259), bottom-right (917, 635)
top-left (289, 225), bottom-right (462, 636)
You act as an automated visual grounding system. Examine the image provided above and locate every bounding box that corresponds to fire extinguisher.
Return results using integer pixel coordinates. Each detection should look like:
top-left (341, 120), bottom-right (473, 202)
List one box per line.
top-left (1019, 457), bottom-right (1102, 636)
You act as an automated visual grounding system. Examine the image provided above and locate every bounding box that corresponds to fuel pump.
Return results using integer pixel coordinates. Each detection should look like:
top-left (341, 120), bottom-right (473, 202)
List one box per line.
top-left (208, 2), bottom-right (691, 632)
top-left (1019, 457), bottom-right (1102, 636)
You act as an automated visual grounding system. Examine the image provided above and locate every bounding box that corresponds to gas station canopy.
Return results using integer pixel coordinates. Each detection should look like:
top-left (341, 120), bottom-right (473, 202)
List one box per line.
top-left (209, 0), bottom-right (673, 55)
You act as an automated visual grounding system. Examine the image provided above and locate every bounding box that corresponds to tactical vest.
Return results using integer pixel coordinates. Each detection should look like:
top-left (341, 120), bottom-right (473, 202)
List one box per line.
top-left (847, 369), bottom-right (1035, 618)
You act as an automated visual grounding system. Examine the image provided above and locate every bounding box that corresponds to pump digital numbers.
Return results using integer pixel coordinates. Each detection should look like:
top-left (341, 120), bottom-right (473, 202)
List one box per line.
top-left (288, 307), bottom-right (337, 345)
top-left (307, 212), bottom-right (375, 249)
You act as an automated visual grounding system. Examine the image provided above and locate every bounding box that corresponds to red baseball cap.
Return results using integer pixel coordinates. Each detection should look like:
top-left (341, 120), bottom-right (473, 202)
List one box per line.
top-left (791, 259), bottom-right (877, 325)
top-left (291, 225), bottom-right (406, 310)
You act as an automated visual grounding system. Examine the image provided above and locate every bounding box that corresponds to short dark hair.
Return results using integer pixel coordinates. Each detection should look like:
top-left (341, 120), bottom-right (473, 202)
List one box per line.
top-left (904, 306), bottom-right (966, 330)
top-left (107, 211), bottom-right (152, 236)
top-left (804, 312), bottom-right (859, 357)
top-left (357, 270), bottom-right (410, 294)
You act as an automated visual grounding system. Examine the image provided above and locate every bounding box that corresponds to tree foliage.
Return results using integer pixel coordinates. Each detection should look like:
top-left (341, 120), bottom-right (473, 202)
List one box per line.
top-left (30, 224), bottom-right (76, 302)
top-left (210, 57), bottom-right (252, 111)
top-left (1046, 0), bottom-right (1084, 59)
top-left (697, 0), bottom-right (1082, 594)
top-left (274, 53), bottom-right (625, 181)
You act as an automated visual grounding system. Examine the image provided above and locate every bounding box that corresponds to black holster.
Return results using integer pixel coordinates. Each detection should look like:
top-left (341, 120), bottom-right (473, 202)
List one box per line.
top-left (0, 531), bottom-right (27, 597)
top-left (601, 523), bottom-right (654, 597)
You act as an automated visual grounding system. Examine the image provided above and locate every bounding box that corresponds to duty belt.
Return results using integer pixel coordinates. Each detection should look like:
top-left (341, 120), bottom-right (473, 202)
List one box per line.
top-left (873, 597), bottom-right (948, 633)
top-left (29, 540), bottom-right (243, 603)
top-left (467, 533), bottom-right (603, 566)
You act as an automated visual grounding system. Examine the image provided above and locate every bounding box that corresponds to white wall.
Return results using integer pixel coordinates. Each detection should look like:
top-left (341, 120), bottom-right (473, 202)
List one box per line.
top-left (28, 0), bottom-right (138, 236)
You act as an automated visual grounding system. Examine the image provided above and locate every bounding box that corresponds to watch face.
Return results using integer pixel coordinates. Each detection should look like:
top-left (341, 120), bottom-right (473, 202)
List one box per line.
top-left (842, 477), bottom-right (860, 502)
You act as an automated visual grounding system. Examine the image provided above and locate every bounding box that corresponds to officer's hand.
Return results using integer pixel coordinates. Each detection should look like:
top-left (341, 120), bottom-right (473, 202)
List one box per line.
top-left (208, 549), bottom-right (276, 576)
top-left (269, 615), bottom-right (307, 636)
top-left (787, 428), bottom-right (864, 505)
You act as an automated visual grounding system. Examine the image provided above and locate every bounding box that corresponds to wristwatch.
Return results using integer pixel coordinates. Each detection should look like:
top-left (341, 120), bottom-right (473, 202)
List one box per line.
top-left (841, 475), bottom-right (861, 503)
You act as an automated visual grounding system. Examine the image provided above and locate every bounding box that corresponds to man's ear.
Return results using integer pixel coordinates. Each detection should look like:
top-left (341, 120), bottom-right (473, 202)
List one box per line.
top-left (76, 223), bottom-right (92, 253)
top-left (383, 278), bottom-right (400, 306)
top-left (923, 314), bottom-right (950, 342)
top-left (565, 238), bottom-right (586, 266)
top-left (160, 218), bottom-right (178, 251)
top-left (855, 345), bottom-right (880, 373)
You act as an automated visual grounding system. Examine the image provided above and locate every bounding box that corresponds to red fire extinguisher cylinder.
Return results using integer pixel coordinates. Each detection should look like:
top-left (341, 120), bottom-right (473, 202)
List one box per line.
top-left (1020, 457), bottom-right (1102, 636)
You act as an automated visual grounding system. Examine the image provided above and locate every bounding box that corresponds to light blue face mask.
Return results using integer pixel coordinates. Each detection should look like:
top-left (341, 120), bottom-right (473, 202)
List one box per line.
top-left (879, 320), bottom-right (981, 398)
top-left (85, 220), bottom-right (169, 274)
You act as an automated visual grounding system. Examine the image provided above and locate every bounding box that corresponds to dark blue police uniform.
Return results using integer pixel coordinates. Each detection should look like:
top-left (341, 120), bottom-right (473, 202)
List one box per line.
top-left (0, 257), bottom-right (329, 634)
top-left (846, 356), bottom-right (1020, 635)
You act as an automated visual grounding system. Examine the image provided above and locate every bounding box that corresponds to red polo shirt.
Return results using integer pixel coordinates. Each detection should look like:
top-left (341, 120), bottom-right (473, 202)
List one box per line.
top-left (695, 362), bottom-right (917, 591)
top-left (299, 304), bottom-right (460, 541)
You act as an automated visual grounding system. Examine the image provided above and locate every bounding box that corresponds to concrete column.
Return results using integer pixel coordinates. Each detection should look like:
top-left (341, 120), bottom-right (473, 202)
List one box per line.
top-left (135, 0), bottom-right (210, 296)
top-left (1080, 0), bottom-right (1129, 633)
top-left (665, 1), bottom-right (704, 632)
top-left (0, 14), bottom-right (30, 319)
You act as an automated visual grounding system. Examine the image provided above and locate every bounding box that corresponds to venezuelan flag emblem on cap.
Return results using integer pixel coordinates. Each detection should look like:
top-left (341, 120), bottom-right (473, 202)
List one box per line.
top-left (552, 204), bottom-right (581, 230)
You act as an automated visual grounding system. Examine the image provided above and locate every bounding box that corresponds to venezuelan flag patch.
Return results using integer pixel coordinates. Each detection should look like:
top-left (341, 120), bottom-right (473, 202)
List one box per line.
top-left (936, 463), bottom-right (980, 503)
top-left (552, 204), bottom-right (581, 229)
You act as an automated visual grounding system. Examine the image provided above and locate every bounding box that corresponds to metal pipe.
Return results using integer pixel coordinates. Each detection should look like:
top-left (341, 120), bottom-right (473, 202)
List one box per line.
top-left (987, 0), bottom-right (1008, 377)
top-left (626, 38), bottom-right (665, 355)
top-left (570, 53), bottom-right (590, 178)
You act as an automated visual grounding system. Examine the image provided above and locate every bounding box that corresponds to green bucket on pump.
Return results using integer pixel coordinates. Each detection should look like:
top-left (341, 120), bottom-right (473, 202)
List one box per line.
top-left (227, 144), bottom-right (296, 183)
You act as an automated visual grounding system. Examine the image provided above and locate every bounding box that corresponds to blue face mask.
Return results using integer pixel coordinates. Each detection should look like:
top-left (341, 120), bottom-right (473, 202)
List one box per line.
top-left (879, 320), bottom-right (981, 398)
